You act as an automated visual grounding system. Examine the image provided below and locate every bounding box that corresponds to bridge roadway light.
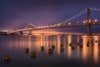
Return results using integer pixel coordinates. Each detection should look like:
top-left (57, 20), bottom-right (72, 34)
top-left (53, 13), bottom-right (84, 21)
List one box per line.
top-left (88, 19), bottom-right (91, 23)
top-left (83, 21), bottom-right (86, 24)
top-left (56, 23), bottom-right (61, 26)
top-left (50, 24), bottom-right (56, 27)
top-left (68, 22), bottom-right (71, 25)
top-left (94, 19), bottom-right (98, 22)
top-left (93, 19), bottom-right (98, 24)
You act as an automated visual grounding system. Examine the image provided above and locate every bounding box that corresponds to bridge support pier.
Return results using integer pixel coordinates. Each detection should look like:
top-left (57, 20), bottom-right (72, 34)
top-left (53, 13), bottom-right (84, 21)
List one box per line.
top-left (40, 34), bottom-right (45, 47)
top-left (67, 34), bottom-right (72, 58)
top-left (82, 36), bottom-right (88, 60)
top-left (28, 30), bottom-right (32, 35)
top-left (77, 36), bottom-right (80, 43)
top-left (57, 35), bottom-right (61, 54)
top-left (93, 36), bottom-right (99, 63)
top-left (67, 34), bottom-right (72, 46)
top-left (63, 35), bottom-right (67, 53)
top-left (45, 36), bottom-right (49, 50)
top-left (28, 36), bottom-right (32, 52)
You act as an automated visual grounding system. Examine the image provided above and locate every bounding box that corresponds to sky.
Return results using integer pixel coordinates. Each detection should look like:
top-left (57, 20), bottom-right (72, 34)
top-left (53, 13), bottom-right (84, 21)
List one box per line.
top-left (0, 0), bottom-right (100, 30)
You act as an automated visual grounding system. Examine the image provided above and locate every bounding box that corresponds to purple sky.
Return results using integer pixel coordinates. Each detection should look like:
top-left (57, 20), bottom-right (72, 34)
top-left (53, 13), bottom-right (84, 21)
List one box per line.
top-left (0, 0), bottom-right (100, 29)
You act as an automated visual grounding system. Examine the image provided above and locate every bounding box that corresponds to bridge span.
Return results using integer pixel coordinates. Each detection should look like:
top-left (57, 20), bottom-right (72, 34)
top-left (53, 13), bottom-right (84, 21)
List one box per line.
top-left (1, 8), bottom-right (100, 36)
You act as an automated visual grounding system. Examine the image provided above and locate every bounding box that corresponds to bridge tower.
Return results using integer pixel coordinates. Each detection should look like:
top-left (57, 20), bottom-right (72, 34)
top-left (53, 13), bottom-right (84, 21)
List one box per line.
top-left (87, 8), bottom-right (92, 36)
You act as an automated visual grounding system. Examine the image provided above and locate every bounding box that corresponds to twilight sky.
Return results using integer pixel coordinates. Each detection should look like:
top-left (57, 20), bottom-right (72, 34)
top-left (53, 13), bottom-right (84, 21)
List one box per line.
top-left (0, 0), bottom-right (100, 29)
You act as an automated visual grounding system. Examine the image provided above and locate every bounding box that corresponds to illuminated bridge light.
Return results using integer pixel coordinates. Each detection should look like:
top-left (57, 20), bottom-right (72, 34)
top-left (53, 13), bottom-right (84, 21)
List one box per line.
top-left (1, 30), bottom-right (9, 32)
top-left (94, 19), bottom-right (98, 22)
top-left (56, 23), bottom-right (62, 26)
top-left (83, 20), bottom-right (87, 24)
top-left (88, 19), bottom-right (91, 23)
top-left (49, 24), bottom-right (56, 27)
top-left (68, 22), bottom-right (71, 25)
top-left (92, 19), bottom-right (98, 24)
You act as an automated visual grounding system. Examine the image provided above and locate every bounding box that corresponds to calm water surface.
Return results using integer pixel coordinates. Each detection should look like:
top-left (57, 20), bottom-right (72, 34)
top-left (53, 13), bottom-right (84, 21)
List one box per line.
top-left (0, 34), bottom-right (100, 67)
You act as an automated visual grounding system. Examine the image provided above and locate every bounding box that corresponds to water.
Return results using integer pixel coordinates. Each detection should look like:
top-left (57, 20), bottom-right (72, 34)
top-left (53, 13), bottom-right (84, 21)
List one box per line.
top-left (0, 34), bottom-right (100, 67)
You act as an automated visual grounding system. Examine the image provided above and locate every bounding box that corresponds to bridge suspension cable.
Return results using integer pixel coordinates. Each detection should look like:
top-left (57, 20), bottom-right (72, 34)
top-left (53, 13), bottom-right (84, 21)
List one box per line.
top-left (53, 8), bottom-right (87, 26)
top-left (63, 8), bottom-right (87, 23)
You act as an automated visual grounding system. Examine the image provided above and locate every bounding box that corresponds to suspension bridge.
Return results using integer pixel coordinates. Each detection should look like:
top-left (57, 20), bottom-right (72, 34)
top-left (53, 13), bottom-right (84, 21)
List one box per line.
top-left (0, 8), bottom-right (100, 36)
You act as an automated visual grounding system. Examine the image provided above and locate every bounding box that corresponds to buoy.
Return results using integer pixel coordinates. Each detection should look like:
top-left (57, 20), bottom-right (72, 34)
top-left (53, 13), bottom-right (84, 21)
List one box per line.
top-left (4, 55), bottom-right (11, 63)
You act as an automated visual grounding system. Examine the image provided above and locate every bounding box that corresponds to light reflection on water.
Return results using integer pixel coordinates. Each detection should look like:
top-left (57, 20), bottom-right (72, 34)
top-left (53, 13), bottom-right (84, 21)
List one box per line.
top-left (93, 36), bottom-right (99, 64)
top-left (0, 34), bottom-right (100, 64)
top-left (67, 46), bottom-right (72, 59)
top-left (82, 35), bottom-right (89, 62)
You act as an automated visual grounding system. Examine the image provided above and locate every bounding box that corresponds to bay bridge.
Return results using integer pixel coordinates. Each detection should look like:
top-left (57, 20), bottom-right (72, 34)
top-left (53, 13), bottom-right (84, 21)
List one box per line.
top-left (0, 8), bottom-right (100, 51)
top-left (1, 8), bottom-right (100, 36)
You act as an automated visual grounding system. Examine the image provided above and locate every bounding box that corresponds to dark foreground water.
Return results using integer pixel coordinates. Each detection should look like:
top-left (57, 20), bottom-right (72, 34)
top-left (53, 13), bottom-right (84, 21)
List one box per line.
top-left (0, 34), bottom-right (100, 67)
